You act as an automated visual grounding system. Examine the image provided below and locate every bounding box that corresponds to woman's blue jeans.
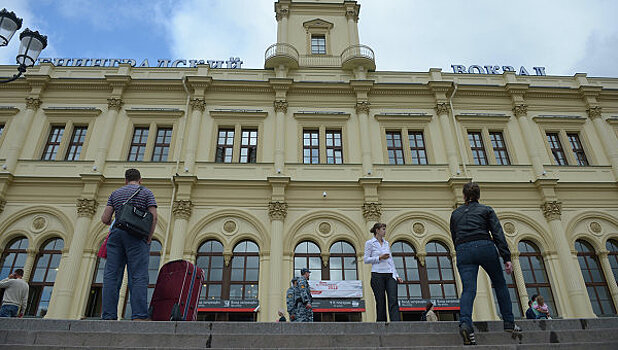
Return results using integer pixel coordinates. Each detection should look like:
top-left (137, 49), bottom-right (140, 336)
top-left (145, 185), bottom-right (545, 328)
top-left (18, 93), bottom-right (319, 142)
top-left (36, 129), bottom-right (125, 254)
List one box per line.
top-left (456, 240), bottom-right (514, 328)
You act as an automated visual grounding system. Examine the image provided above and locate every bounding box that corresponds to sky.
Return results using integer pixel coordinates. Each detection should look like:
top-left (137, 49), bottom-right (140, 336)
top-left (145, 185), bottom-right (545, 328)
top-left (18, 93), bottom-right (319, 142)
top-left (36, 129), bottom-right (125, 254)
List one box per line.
top-left (1, 0), bottom-right (617, 77)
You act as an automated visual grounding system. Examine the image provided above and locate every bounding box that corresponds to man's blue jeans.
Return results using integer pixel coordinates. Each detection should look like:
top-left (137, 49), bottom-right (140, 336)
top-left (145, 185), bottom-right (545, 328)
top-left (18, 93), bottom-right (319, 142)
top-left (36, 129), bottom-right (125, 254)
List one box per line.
top-left (456, 240), bottom-right (514, 329)
top-left (102, 227), bottom-right (150, 320)
top-left (0, 304), bottom-right (19, 317)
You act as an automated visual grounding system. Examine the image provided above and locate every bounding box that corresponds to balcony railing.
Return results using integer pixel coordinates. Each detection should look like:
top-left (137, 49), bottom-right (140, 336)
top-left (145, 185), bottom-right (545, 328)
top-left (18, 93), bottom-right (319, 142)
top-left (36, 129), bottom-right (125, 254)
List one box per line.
top-left (341, 44), bottom-right (376, 71)
top-left (264, 43), bottom-right (299, 69)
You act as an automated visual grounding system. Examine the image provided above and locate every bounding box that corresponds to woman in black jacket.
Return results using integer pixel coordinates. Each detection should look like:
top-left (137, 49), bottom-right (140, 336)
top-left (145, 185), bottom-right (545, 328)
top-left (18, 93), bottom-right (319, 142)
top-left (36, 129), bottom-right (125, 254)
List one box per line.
top-left (450, 182), bottom-right (521, 345)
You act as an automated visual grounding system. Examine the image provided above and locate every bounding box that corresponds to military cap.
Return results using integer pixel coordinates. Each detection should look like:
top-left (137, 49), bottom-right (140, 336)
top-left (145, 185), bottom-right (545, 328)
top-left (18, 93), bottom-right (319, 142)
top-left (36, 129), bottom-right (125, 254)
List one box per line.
top-left (300, 268), bottom-right (311, 275)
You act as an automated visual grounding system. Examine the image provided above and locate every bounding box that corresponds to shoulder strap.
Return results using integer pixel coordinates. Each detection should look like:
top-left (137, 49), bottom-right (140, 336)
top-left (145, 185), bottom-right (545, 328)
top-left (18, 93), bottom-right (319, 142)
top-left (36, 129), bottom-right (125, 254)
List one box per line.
top-left (122, 186), bottom-right (143, 206)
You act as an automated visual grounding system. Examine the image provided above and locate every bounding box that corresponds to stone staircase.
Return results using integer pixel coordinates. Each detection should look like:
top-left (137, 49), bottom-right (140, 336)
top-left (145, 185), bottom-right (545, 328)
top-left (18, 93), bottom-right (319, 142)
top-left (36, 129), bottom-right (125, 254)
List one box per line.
top-left (1, 318), bottom-right (617, 349)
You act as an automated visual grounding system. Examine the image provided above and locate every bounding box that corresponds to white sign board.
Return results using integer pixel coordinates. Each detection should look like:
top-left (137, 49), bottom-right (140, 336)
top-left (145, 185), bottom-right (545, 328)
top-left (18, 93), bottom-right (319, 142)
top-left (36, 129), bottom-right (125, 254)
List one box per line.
top-left (308, 280), bottom-right (363, 298)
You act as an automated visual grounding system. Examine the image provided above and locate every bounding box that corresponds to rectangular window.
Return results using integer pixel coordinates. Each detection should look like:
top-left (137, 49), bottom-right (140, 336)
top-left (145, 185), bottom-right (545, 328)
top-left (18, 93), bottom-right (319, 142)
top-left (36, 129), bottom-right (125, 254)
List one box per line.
top-left (128, 127), bottom-right (149, 161)
top-left (408, 131), bottom-right (427, 165)
top-left (303, 129), bottom-right (319, 164)
top-left (546, 133), bottom-right (567, 166)
top-left (325, 130), bottom-right (343, 164)
top-left (152, 127), bottom-right (172, 162)
top-left (567, 133), bottom-right (588, 166)
top-left (386, 131), bottom-right (405, 165)
top-left (65, 126), bottom-right (87, 161)
top-left (489, 131), bottom-right (510, 165)
top-left (311, 35), bottom-right (326, 54)
top-left (215, 128), bottom-right (234, 163)
top-left (240, 129), bottom-right (258, 163)
top-left (41, 126), bottom-right (65, 161)
top-left (468, 131), bottom-right (488, 165)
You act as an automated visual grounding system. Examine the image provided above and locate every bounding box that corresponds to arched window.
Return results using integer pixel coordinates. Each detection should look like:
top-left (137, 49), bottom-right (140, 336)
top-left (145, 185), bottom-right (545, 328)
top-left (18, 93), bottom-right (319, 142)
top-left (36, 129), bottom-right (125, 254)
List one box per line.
top-left (294, 241), bottom-right (322, 280)
top-left (123, 240), bottom-right (162, 319)
top-left (607, 239), bottom-right (618, 283)
top-left (0, 237), bottom-right (28, 279)
top-left (491, 267), bottom-right (522, 319)
top-left (424, 241), bottom-right (457, 299)
top-left (85, 239), bottom-right (106, 318)
top-left (518, 241), bottom-right (555, 316)
top-left (27, 238), bottom-right (64, 317)
top-left (328, 241), bottom-right (357, 280)
top-left (392, 241), bottom-right (422, 299)
top-left (575, 240), bottom-right (616, 316)
top-left (230, 240), bottom-right (260, 300)
top-left (196, 240), bottom-right (224, 301)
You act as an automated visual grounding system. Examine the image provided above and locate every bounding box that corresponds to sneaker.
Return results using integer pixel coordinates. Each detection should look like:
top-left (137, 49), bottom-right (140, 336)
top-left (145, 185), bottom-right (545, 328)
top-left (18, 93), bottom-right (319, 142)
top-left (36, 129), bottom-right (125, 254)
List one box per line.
top-left (504, 324), bottom-right (522, 333)
top-left (459, 323), bottom-right (477, 346)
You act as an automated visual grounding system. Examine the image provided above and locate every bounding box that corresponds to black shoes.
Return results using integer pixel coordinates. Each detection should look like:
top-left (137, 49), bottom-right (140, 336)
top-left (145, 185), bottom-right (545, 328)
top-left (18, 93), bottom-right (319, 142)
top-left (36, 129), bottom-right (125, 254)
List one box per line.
top-left (459, 323), bottom-right (477, 346)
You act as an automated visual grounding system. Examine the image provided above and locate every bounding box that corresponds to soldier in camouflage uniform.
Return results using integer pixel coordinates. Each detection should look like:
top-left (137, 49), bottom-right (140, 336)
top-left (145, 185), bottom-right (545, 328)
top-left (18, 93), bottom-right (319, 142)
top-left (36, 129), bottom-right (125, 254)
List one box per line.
top-left (297, 268), bottom-right (313, 322)
top-left (286, 277), bottom-right (300, 322)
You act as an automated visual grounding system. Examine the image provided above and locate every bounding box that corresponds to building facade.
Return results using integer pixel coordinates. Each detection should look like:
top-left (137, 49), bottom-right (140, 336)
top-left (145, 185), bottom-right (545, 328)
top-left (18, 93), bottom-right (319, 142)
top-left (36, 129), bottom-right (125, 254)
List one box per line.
top-left (0, 0), bottom-right (617, 322)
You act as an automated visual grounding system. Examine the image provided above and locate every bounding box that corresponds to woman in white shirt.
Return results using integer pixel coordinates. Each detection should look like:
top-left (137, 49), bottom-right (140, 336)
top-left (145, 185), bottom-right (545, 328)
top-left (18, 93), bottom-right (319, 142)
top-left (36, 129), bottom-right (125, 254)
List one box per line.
top-left (364, 222), bottom-right (403, 321)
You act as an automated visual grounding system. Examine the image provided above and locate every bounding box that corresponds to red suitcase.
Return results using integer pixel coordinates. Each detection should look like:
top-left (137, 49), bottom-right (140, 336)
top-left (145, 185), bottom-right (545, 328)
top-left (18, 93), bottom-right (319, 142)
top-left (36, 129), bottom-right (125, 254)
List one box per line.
top-left (149, 260), bottom-right (204, 321)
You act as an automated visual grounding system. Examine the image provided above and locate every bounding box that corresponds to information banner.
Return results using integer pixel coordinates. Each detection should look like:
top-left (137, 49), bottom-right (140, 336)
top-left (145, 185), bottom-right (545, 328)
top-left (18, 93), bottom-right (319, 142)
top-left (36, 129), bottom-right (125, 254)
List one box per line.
top-left (312, 299), bottom-right (365, 312)
top-left (398, 298), bottom-right (460, 311)
top-left (198, 299), bottom-right (259, 312)
top-left (308, 280), bottom-right (363, 298)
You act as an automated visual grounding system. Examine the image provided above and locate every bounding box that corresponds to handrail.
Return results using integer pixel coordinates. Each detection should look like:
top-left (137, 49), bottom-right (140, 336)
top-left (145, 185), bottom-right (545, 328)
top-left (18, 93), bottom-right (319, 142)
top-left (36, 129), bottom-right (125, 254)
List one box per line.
top-left (265, 43), bottom-right (299, 62)
top-left (341, 44), bottom-right (375, 63)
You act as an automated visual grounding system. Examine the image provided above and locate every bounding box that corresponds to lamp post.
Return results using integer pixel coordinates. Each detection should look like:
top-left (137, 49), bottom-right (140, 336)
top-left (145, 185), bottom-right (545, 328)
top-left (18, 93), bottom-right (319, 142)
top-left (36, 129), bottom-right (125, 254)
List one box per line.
top-left (0, 8), bottom-right (47, 84)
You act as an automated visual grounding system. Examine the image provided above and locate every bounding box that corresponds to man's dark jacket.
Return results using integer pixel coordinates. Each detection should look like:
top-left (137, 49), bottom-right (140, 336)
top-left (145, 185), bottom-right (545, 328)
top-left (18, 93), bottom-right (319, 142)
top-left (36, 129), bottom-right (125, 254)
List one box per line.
top-left (450, 201), bottom-right (511, 262)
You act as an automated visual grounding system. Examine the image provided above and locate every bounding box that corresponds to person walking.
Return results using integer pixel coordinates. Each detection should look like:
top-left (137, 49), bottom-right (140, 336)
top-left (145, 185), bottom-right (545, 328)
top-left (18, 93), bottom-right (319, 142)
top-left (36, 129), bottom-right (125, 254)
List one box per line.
top-left (364, 222), bottom-right (403, 322)
top-left (0, 269), bottom-right (29, 317)
top-left (423, 301), bottom-right (438, 322)
top-left (296, 268), bottom-right (313, 322)
top-left (286, 277), bottom-right (300, 322)
top-left (101, 168), bottom-right (157, 320)
top-left (450, 182), bottom-right (521, 345)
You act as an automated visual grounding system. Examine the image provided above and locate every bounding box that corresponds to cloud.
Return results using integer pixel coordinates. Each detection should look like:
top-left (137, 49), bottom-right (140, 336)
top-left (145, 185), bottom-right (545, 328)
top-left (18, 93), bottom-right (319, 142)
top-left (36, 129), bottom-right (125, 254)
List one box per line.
top-left (575, 32), bottom-right (618, 77)
top-left (162, 0), bottom-right (276, 67)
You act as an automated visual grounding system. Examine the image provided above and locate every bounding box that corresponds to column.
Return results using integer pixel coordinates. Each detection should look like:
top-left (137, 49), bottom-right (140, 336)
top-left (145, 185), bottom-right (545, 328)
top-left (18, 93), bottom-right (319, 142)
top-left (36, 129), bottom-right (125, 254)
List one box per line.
top-left (597, 251), bottom-right (618, 310)
top-left (22, 247), bottom-right (38, 283)
top-left (4, 98), bottom-right (41, 173)
top-left (168, 200), bottom-right (193, 261)
top-left (513, 104), bottom-right (545, 177)
top-left (510, 253), bottom-right (530, 313)
top-left (474, 271), bottom-right (497, 320)
top-left (356, 102), bottom-right (373, 175)
top-left (361, 202), bottom-right (381, 321)
top-left (94, 98), bottom-right (123, 171)
top-left (345, 6), bottom-right (359, 45)
top-left (541, 201), bottom-right (595, 318)
top-left (184, 99), bottom-right (206, 173)
top-left (273, 100), bottom-right (287, 171)
top-left (267, 201), bottom-right (287, 321)
top-left (588, 107), bottom-right (618, 179)
top-left (275, 3), bottom-right (289, 43)
top-left (435, 103), bottom-right (460, 176)
top-left (46, 198), bottom-right (98, 319)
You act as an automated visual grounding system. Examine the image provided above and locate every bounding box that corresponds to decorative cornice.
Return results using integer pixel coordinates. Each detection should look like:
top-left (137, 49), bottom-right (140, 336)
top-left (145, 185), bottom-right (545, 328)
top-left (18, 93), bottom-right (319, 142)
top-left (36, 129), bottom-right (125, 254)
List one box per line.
top-left (107, 98), bottom-right (124, 111)
top-left (274, 100), bottom-right (288, 113)
top-left (268, 201), bottom-right (288, 221)
top-left (25, 98), bottom-right (42, 111)
top-left (355, 101), bottom-right (370, 114)
top-left (362, 202), bottom-right (382, 221)
top-left (76, 198), bottom-right (98, 218)
top-left (512, 104), bottom-right (528, 117)
top-left (416, 252), bottom-right (426, 266)
top-left (587, 106), bottom-right (602, 119)
top-left (173, 200), bottom-right (193, 220)
top-left (223, 251), bottom-right (232, 267)
top-left (541, 201), bottom-right (562, 221)
top-left (0, 199), bottom-right (5, 216)
top-left (275, 5), bottom-right (289, 21)
top-left (434, 103), bottom-right (450, 115)
top-left (190, 98), bottom-right (206, 112)
top-left (345, 8), bottom-right (359, 22)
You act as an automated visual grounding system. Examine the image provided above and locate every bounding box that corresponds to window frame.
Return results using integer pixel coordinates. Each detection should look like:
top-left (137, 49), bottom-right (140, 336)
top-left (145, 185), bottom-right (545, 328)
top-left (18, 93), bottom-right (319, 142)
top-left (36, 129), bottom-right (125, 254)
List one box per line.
top-left (196, 240), bottom-right (225, 301)
top-left (229, 240), bottom-right (260, 300)
top-left (518, 240), bottom-right (556, 317)
top-left (240, 129), bottom-right (258, 164)
top-left (0, 237), bottom-right (29, 280)
top-left (41, 125), bottom-right (65, 161)
top-left (325, 129), bottom-right (344, 164)
top-left (385, 131), bottom-right (405, 165)
top-left (575, 239), bottom-right (616, 316)
top-left (546, 132), bottom-right (567, 166)
top-left (408, 131), bottom-right (428, 165)
top-left (151, 127), bottom-right (173, 162)
top-left (311, 35), bottom-right (327, 55)
top-left (294, 241), bottom-right (323, 281)
top-left (567, 132), bottom-right (589, 166)
top-left (455, 114), bottom-right (514, 166)
top-left (303, 129), bottom-right (320, 164)
top-left (468, 131), bottom-right (489, 165)
top-left (65, 125), bottom-right (88, 161)
top-left (489, 131), bottom-right (511, 165)
top-left (328, 241), bottom-right (357, 281)
top-left (27, 238), bottom-right (64, 317)
top-left (127, 127), bottom-right (149, 162)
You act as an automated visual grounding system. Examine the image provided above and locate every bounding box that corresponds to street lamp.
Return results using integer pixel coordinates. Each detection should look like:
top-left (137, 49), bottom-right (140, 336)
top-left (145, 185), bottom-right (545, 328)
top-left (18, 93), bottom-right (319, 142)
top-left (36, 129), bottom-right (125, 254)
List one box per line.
top-left (0, 8), bottom-right (47, 84)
